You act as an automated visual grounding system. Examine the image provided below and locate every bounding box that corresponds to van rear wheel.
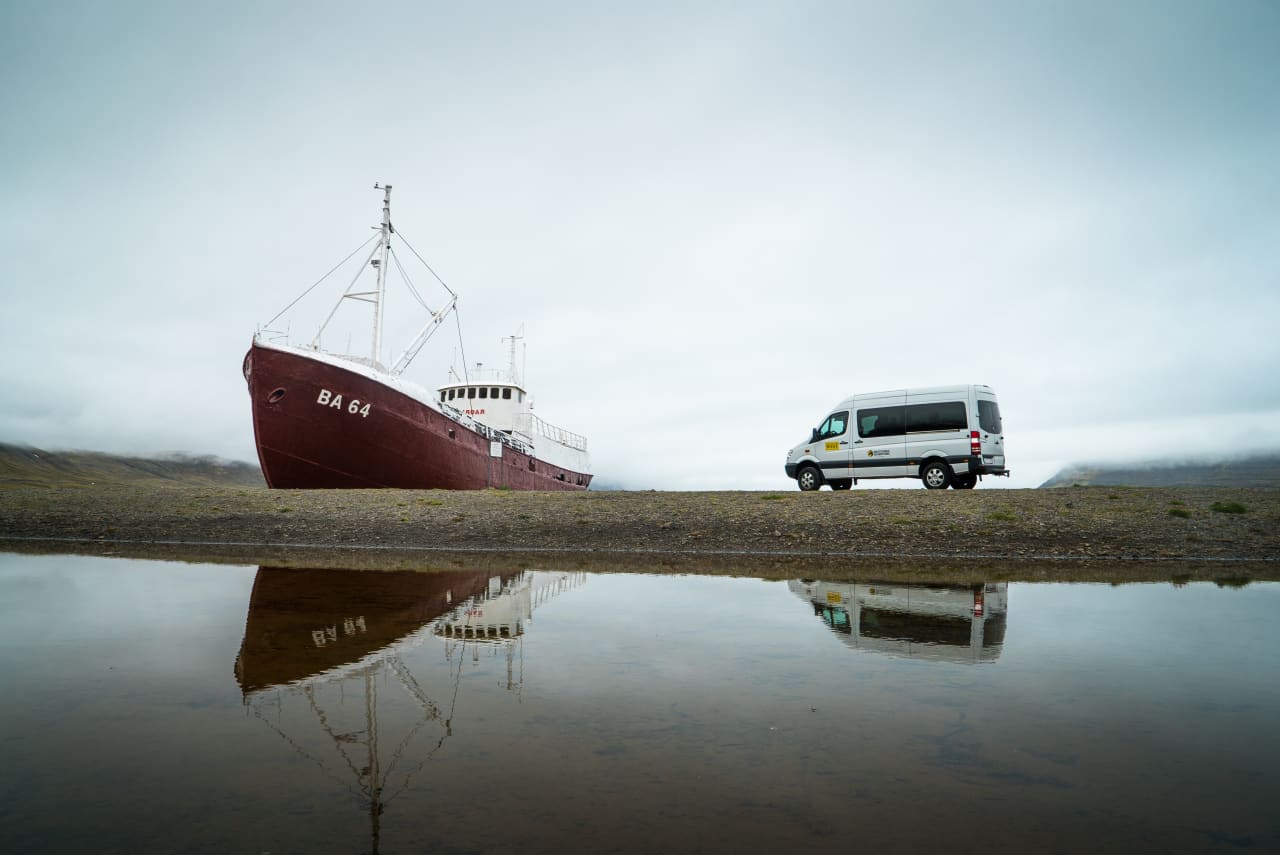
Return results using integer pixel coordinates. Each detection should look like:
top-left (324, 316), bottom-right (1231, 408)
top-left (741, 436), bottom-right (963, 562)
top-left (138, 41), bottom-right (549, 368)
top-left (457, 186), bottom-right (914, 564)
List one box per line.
top-left (921, 460), bottom-right (952, 490)
top-left (797, 466), bottom-right (823, 492)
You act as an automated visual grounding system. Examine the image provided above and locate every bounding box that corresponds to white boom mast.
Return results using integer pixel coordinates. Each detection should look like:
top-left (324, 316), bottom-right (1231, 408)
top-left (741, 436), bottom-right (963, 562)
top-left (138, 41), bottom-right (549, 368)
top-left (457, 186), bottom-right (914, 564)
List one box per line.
top-left (390, 292), bottom-right (456, 375)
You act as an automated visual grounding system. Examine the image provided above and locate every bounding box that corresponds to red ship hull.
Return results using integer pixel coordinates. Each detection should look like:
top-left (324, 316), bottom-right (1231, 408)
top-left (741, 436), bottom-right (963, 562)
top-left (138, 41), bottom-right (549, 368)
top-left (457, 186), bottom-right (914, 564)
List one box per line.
top-left (244, 342), bottom-right (591, 490)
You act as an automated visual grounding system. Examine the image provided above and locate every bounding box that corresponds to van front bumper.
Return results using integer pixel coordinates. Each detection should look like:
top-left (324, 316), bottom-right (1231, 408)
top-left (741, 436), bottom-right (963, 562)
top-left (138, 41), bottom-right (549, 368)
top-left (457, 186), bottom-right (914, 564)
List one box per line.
top-left (784, 463), bottom-right (798, 478)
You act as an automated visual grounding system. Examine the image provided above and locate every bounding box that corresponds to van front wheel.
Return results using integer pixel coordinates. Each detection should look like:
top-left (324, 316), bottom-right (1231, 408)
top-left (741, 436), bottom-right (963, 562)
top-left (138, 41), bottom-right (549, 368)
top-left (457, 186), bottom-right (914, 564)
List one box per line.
top-left (921, 461), bottom-right (952, 490)
top-left (797, 466), bottom-right (823, 492)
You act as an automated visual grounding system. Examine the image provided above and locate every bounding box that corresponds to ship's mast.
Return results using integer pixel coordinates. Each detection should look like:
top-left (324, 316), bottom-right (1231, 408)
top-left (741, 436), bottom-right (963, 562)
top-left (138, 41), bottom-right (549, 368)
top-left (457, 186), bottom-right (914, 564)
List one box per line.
top-left (304, 181), bottom-right (456, 371)
top-left (504, 330), bottom-right (524, 387)
top-left (372, 183), bottom-right (392, 365)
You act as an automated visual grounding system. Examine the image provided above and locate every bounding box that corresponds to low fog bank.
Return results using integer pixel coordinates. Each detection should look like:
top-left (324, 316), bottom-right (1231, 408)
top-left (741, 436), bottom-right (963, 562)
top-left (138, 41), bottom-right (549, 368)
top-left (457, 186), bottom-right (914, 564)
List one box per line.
top-left (1040, 453), bottom-right (1280, 488)
top-left (0, 443), bottom-right (265, 488)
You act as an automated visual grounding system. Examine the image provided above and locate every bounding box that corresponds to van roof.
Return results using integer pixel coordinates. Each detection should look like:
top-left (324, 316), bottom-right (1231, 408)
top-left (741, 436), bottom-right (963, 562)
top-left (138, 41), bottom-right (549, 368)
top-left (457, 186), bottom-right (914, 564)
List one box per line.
top-left (843, 384), bottom-right (992, 397)
top-left (829, 384), bottom-right (996, 408)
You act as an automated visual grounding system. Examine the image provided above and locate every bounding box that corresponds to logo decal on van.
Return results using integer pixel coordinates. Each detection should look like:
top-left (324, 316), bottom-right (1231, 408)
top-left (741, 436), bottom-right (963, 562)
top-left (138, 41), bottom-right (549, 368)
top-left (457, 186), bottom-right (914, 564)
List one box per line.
top-left (868, 449), bottom-right (890, 457)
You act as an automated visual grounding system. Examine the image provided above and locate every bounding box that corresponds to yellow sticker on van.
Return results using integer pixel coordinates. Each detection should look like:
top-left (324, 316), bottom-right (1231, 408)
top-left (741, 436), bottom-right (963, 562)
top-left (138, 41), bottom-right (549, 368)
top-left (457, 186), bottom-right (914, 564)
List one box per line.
top-left (825, 441), bottom-right (840, 451)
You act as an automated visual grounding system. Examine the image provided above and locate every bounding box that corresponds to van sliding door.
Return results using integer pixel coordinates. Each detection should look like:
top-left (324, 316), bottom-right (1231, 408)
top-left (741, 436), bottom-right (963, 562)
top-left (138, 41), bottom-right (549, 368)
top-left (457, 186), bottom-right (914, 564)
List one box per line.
top-left (851, 394), bottom-right (907, 479)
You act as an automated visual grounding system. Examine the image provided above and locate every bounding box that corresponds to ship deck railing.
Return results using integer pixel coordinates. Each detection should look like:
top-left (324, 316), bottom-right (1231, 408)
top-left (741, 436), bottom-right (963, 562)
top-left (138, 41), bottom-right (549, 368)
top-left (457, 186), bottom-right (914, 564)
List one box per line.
top-left (517, 413), bottom-right (589, 453)
top-left (439, 405), bottom-right (588, 456)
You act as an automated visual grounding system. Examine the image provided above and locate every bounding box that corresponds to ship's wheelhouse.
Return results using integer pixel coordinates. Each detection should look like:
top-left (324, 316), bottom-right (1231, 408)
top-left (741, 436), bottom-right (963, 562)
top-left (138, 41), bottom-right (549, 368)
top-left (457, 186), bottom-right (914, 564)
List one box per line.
top-left (438, 382), bottom-right (526, 432)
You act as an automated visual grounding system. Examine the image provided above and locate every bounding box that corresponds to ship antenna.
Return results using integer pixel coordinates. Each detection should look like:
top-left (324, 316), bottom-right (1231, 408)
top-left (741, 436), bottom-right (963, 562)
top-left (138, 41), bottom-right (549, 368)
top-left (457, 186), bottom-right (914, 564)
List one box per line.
top-left (372, 182), bottom-right (393, 365)
top-left (503, 327), bottom-right (524, 386)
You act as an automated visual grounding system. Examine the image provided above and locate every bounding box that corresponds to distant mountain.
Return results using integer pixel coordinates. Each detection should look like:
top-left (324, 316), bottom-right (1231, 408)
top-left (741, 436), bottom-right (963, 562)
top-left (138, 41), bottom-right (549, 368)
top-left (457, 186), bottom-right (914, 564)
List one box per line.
top-left (1040, 454), bottom-right (1280, 488)
top-left (0, 443), bottom-right (265, 488)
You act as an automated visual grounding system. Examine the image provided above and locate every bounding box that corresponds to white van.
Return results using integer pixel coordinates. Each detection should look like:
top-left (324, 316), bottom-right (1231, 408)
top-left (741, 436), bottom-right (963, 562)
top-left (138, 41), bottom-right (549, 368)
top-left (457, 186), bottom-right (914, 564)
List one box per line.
top-left (784, 385), bottom-right (1008, 490)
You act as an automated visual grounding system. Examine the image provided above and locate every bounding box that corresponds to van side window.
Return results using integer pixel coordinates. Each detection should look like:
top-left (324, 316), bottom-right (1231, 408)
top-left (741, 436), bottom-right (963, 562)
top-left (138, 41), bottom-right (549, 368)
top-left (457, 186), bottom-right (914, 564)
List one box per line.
top-left (978, 400), bottom-right (1002, 434)
top-left (816, 411), bottom-right (849, 440)
top-left (905, 402), bottom-right (967, 432)
top-left (858, 406), bottom-right (905, 438)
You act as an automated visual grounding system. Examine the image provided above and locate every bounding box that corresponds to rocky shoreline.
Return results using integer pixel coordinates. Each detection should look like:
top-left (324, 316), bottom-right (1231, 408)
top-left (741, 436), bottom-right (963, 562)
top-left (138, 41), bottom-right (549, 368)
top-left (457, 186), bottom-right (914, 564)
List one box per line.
top-left (1, 483), bottom-right (1277, 581)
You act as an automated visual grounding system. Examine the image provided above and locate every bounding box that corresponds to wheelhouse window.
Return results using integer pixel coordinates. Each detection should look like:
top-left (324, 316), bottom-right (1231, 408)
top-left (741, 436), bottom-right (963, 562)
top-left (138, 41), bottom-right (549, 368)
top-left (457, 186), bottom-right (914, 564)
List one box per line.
top-left (490, 387), bottom-right (499, 398)
top-left (467, 387), bottom-right (476, 399)
top-left (502, 388), bottom-right (512, 400)
top-left (815, 411), bottom-right (849, 441)
top-left (905, 402), bottom-right (967, 433)
top-left (479, 388), bottom-right (488, 399)
top-left (858, 406), bottom-right (905, 438)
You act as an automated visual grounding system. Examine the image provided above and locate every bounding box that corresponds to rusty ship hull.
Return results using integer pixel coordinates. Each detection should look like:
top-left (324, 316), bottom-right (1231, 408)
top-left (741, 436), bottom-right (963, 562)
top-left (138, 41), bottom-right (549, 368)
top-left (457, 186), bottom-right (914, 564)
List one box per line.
top-left (244, 341), bottom-right (591, 490)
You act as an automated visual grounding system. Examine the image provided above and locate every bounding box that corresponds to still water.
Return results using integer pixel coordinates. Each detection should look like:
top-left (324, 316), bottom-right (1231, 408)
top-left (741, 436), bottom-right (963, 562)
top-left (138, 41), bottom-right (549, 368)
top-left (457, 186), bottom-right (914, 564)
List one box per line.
top-left (1, 553), bottom-right (1277, 854)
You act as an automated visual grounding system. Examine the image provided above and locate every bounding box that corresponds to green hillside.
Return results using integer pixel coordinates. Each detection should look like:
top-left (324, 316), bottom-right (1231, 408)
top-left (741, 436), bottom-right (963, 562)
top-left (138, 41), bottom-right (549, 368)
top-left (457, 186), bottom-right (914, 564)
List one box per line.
top-left (1040, 454), bottom-right (1280, 488)
top-left (0, 443), bottom-right (265, 489)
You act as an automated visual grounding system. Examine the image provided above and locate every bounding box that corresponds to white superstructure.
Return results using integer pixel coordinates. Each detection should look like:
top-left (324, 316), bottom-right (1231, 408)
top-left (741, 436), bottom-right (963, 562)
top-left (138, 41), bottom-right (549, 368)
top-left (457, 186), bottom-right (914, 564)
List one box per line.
top-left (437, 333), bottom-right (589, 473)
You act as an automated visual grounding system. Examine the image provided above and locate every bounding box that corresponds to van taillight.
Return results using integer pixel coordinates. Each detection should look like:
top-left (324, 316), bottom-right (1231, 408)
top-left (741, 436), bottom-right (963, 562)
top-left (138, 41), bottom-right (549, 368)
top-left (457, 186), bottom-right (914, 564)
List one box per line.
top-left (970, 431), bottom-right (981, 455)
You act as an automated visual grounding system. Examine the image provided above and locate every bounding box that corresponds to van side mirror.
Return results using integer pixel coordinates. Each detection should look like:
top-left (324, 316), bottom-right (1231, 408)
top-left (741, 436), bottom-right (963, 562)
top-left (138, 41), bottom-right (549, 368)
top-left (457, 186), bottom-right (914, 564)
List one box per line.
top-left (810, 428), bottom-right (819, 442)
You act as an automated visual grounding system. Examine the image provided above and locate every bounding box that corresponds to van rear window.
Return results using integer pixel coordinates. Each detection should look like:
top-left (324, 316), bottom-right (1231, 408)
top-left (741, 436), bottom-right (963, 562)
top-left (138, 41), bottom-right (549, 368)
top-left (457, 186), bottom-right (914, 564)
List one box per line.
top-left (978, 400), bottom-right (1002, 434)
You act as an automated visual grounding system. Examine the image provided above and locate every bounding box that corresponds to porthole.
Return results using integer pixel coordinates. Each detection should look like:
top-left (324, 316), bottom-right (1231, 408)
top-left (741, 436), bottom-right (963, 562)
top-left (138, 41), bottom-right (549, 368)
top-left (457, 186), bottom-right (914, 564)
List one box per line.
top-left (448, 429), bottom-right (456, 439)
top-left (528, 460), bottom-right (536, 471)
top-left (267, 388), bottom-right (286, 404)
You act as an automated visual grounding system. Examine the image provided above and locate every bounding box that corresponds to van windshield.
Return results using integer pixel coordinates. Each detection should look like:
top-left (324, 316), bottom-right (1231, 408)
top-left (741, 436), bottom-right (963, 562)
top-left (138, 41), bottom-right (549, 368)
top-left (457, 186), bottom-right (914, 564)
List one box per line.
top-left (978, 400), bottom-right (1002, 435)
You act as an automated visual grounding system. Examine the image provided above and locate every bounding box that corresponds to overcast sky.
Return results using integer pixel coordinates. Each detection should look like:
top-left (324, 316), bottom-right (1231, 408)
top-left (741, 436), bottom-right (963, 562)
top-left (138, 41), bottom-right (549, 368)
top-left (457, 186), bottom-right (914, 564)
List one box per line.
top-left (2, 1), bottom-right (1277, 489)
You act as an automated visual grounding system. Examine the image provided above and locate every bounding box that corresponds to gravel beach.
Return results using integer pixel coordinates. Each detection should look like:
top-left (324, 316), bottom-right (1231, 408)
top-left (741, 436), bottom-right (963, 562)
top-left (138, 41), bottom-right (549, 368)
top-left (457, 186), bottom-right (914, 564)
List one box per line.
top-left (2, 484), bottom-right (1277, 581)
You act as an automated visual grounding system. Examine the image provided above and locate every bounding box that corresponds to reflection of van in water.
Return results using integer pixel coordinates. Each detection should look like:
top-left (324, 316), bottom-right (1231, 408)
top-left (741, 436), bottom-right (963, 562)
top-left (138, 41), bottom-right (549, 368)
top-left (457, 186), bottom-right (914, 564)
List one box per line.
top-left (784, 384), bottom-right (1008, 490)
top-left (788, 580), bottom-right (1008, 663)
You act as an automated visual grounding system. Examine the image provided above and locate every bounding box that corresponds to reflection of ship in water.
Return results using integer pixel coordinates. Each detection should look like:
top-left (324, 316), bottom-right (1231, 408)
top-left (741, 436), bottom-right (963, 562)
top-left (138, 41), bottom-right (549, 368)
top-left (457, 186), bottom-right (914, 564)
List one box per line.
top-left (234, 566), bottom-right (584, 853)
top-left (235, 565), bottom-right (503, 693)
top-left (789, 580), bottom-right (1008, 663)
